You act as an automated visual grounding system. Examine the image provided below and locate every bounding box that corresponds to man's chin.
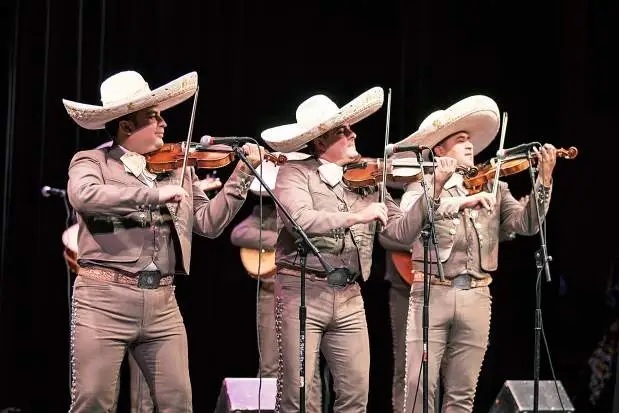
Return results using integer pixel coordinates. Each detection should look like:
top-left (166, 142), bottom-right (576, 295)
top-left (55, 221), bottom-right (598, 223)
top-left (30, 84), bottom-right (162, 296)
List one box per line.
top-left (347, 148), bottom-right (360, 159)
top-left (461, 157), bottom-right (474, 167)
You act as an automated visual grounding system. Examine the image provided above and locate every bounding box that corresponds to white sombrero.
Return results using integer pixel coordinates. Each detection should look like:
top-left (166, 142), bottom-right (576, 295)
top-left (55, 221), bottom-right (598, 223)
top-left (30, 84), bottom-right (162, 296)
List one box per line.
top-left (249, 152), bottom-right (311, 196)
top-left (392, 95), bottom-right (500, 159)
top-left (62, 71), bottom-right (198, 130)
top-left (261, 87), bottom-right (385, 153)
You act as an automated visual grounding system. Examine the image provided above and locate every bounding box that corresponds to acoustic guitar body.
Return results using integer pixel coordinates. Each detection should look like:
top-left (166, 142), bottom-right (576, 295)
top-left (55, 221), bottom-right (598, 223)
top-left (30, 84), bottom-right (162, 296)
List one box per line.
top-left (240, 248), bottom-right (277, 279)
top-left (390, 250), bottom-right (414, 285)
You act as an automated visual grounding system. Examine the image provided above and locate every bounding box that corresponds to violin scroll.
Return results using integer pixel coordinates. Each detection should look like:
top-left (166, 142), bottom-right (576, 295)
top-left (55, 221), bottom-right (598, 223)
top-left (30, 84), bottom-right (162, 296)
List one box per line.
top-left (557, 146), bottom-right (578, 160)
top-left (264, 152), bottom-right (287, 166)
top-left (455, 165), bottom-right (478, 178)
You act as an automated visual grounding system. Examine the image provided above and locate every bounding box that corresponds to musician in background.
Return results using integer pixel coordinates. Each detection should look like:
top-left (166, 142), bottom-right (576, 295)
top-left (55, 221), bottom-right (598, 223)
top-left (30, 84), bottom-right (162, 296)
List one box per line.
top-left (229, 164), bottom-right (279, 378)
top-left (229, 154), bottom-right (325, 411)
top-left (393, 95), bottom-right (557, 413)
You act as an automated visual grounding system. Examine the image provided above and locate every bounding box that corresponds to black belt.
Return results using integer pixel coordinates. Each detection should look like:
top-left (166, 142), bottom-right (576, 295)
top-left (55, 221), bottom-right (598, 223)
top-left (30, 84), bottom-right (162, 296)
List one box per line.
top-left (324, 268), bottom-right (359, 287)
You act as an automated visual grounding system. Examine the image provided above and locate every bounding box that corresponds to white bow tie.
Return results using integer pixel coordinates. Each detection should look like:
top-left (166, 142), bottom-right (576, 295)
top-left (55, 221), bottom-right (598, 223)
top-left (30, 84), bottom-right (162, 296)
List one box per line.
top-left (318, 162), bottom-right (343, 187)
top-left (120, 152), bottom-right (156, 181)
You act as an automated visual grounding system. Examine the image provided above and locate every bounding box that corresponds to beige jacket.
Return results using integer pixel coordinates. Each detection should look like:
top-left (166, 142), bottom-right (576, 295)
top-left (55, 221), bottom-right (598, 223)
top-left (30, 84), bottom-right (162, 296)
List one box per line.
top-left (273, 157), bottom-right (427, 281)
top-left (67, 145), bottom-right (251, 275)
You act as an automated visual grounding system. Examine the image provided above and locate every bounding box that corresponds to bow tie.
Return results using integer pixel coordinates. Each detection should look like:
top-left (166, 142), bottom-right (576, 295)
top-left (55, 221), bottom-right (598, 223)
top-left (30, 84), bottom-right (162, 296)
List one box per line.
top-left (120, 152), bottom-right (156, 181)
top-left (318, 162), bottom-right (343, 188)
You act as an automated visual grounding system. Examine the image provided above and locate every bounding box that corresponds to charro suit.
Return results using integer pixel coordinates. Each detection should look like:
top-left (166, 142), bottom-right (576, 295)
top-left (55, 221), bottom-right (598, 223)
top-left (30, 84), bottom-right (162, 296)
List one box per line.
top-left (399, 174), bottom-right (552, 413)
top-left (67, 144), bottom-right (251, 412)
top-left (272, 157), bottom-right (428, 413)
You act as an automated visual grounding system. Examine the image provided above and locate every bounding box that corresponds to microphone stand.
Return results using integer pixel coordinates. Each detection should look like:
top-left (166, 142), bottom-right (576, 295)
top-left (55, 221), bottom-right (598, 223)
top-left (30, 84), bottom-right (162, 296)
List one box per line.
top-left (233, 146), bottom-right (353, 413)
top-left (525, 150), bottom-right (552, 413)
top-left (414, 151), bottom-right (445, 413)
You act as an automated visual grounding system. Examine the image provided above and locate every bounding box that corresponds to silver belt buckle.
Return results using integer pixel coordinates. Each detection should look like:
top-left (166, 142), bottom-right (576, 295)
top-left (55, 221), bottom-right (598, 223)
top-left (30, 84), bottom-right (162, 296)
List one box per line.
top-left (137, 271), bottom-right (162, 289)
top-left (452, 274), bottom-right (472, 290)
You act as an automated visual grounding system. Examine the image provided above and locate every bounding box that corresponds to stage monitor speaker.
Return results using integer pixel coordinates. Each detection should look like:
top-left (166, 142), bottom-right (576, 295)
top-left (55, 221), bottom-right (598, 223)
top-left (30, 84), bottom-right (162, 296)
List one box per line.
top-left (214, 377), bottom-right (276, 413)
top-left (489, 380), bottom-right (575, 412)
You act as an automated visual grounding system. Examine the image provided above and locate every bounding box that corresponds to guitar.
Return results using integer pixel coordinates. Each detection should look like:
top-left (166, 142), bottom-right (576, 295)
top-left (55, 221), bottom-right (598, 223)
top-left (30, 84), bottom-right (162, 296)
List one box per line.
top-left (239, 247), bottom-right (277, 279)
top-left (390, 250), bottom-right (414, 285)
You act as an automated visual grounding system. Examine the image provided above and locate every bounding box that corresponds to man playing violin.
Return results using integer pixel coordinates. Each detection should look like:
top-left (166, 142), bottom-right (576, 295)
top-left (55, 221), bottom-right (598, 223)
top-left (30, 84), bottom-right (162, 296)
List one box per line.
top-left (261, 87), bottom-right (433, 413)
top-left (391, 95), bottom-right (557, 413)
top-left (62, 70), bottom-right (262, 412)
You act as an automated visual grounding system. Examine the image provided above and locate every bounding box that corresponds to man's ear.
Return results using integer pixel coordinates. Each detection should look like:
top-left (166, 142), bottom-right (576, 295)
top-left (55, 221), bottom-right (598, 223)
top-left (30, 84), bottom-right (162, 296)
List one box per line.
top-left (119, 120), bottom-right (134, 135)
top-left (433, 146), bottom-right (444, 156)
top-left (314, 137), bottom-right (326, 153)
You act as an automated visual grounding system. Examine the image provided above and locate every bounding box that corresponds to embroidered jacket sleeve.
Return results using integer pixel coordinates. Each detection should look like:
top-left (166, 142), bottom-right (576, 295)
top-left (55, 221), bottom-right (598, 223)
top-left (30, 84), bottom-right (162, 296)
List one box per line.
top-left (498, 179), bottom-right (552, 236)
top-left (230, 206), bottom-right (278, 250)
top-left (191, 166), bottom-right (252, 238)
top-left (68, 150), bottom-right (160, 216)
top-left (378, 230), bottom-right (412, 252)
top-left (381, 190), bottom-right (432, 246)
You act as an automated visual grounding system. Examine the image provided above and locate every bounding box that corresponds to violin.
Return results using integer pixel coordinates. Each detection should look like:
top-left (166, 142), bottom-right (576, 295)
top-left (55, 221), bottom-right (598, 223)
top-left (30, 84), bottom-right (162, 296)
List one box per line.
top-left (342, 157), bottom-right (477, 188)
top-left (463, 146), bottom-right (578, 194)
top-left (144, 142), bottom-right (287, 174)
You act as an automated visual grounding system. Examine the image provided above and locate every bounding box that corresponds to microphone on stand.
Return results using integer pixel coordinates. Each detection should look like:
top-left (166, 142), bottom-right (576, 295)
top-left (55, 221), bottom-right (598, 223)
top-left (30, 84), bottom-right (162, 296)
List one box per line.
top-left (41, 186), bottom-right (66, 198)
top-left (199, 135), bottom-right (255, 147)
top-left (385, 143), bottom-right (427, 156)
top-left (496, 142), bottom-right (542, 159)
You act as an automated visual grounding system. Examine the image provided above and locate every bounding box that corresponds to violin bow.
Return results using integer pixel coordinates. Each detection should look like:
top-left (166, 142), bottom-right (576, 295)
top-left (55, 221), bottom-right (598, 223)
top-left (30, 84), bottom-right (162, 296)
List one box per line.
top-left (179, 85), bottom-right (200, 188)
top-left (490, 111), bottom-right (508, 197)
top-left (378, 88), bottom-right (392, 231)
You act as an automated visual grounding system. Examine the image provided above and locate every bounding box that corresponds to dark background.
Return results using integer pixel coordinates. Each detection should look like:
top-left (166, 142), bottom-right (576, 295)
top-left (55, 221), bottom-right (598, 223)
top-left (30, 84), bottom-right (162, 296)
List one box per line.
top-left (1, 0), bottom-right (617, 412)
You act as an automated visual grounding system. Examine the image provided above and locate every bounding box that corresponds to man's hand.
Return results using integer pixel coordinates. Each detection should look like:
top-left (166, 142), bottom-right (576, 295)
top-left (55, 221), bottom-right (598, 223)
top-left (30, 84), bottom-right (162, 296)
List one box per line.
top-left (158, 185), bottom-right (187, 203)
top-left (355, 202), bottom-right (388, 226)
top-left (533, 143), bottom-right (557, 187)
top-left (241, 143), bottom-right (266, 168)
top-left (461, 192), bottom-right (496, 211)
top-left (433, 156), bottom-right (458, 190)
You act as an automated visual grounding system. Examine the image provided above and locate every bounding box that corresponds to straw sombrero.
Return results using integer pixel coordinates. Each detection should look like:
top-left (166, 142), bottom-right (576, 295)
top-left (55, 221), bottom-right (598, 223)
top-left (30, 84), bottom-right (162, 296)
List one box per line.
top-left (249, 152), bottom-right (311, 196)
top-left (62, 71), bottom-right (198, 130)
top-left (261, 87), bottom-right (384, 153)
top-left (392, 95), bottom-right (500, 159)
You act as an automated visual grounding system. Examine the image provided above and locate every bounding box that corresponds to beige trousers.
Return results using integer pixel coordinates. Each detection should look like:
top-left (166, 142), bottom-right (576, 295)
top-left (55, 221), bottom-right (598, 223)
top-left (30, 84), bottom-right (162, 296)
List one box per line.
top-left (128, 353), bottom-right (155, 413)
top-left (69, 275), bottom-right (192, 413)
top-left (403, 284), bottom-right (491, 413)
top-left (274, 274), bottom-right (369, 413)
top-left (389, 273), bottom-right (411, 413)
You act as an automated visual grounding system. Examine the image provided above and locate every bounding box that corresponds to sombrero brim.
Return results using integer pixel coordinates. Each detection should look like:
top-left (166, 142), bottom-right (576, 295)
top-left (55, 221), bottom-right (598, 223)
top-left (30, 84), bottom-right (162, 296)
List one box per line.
top-left (62, 72), bottom-right (198, 130)
top-left (392, 95), bottom-right (500, 159)
top-left (261, 86), bottom-right (384, 153)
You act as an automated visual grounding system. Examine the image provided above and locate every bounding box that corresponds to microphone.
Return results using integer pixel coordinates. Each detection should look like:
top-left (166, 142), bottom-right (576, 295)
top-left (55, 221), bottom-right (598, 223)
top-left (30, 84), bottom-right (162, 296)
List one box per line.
top-left (200, 135), bottom-right (255, 146)
top-left (385, 143), bottom-right (426, 156)
top-left (496, 142), bottom-right (542, 159)
top-left (41, 186), bottom-right (66, 198)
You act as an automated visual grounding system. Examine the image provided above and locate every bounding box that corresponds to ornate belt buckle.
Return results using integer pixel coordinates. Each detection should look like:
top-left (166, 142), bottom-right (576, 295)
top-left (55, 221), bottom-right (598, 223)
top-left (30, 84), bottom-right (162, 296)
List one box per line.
top-left (452, 274), bottom-right (472, 290)
top-left (137, 271), bottom-right (162, 289)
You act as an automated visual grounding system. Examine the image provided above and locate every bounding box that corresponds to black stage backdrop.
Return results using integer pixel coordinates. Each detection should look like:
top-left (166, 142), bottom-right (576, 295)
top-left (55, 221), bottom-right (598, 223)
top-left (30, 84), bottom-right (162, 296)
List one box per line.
top-left (1, 0), bottom-right (617, 412)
